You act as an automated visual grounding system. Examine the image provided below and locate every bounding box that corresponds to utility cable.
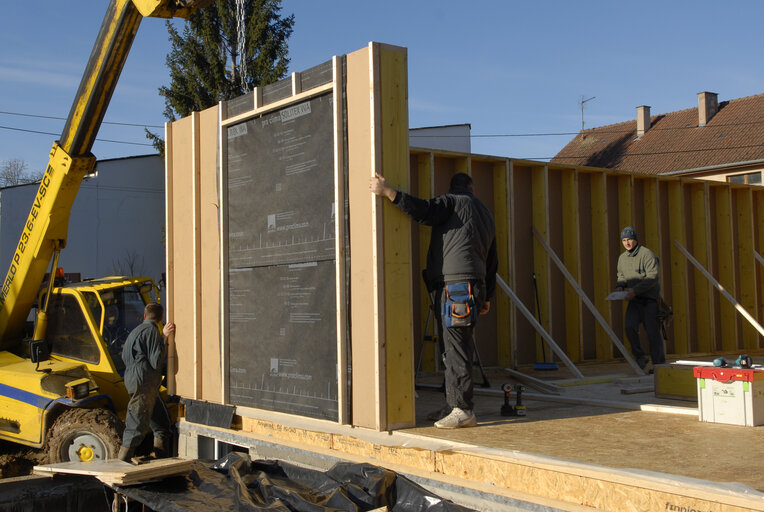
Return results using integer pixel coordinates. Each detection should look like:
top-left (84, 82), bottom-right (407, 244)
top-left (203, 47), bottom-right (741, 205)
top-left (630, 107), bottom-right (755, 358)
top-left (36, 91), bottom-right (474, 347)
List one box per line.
top-left (0, 124), bottom-right (154, 147)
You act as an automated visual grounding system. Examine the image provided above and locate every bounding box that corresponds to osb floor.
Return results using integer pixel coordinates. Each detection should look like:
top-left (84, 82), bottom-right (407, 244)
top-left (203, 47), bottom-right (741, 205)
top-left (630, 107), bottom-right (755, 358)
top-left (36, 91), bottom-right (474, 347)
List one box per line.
top-left (406, 361), bottom-right (764, 492)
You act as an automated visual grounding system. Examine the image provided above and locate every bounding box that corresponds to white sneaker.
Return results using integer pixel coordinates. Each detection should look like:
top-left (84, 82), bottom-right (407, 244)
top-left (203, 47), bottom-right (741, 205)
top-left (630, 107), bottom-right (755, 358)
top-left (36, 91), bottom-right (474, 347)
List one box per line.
top-left (434, 407), bottom-right (477, 429)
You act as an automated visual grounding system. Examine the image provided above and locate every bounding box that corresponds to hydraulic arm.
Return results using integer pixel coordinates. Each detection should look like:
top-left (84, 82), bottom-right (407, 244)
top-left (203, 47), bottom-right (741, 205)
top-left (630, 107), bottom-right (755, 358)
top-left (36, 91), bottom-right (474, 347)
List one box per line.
top-left (0, 0), bottom-right (211, 347)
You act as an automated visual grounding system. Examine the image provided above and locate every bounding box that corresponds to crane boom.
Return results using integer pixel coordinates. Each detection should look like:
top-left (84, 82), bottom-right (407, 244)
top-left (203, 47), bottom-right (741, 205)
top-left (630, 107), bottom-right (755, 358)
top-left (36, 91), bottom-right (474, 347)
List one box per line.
top-left (0, 0), bottom-right (211, 346)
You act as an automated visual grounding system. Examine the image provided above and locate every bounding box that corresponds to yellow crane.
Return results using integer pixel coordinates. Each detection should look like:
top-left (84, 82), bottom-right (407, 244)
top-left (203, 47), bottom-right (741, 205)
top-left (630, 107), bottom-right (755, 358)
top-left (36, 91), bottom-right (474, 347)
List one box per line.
top-left (0, 0), bottom-right (210, 462)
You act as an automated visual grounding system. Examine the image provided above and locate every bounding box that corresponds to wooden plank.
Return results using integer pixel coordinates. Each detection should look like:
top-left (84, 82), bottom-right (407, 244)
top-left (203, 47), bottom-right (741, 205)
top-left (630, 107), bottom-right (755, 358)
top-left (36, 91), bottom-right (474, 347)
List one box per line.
top-left (495, 274), bottom-right (584, 379)
top-left (735, 188), bottom-right (760, 349)
top-left (691, 183), bottom-right (712, 352)
top-left (199, 105), bottom-right (221, 403)
top-left (561, 169), bottom-right (582, 361)
top-left (590, 172), bottom-right (612, 359)
top-left (674, 241), bottom-right (764, 338)
top-left (532, 228), bottom-right (643, 375)
top-left (332, 56), bottom-right (349, 424)
top-left (667, 181), bottom-right (689, 353)
top-left (531, 165), bottom-right (550, 364)
top-left (34, 458), bottom-right (194, 486)
top-left (164, 119), bottom-right (176, 395)
top-left (494, 161), bottom-right (511, 366)
top-left (715, 185), bottom-right (738, 351)
top-left (417, 153), bottom-right (435, 371)
top-left (377, 43), bottom-right (415, 430)
top-left (191, 111), bottom-right (203, 399)
top-left (168, 115), bottom-right (196, 398)
top-left (346, 45), bottom-right (378, 429)
top-left (218, 101), bottom-right (230, 404)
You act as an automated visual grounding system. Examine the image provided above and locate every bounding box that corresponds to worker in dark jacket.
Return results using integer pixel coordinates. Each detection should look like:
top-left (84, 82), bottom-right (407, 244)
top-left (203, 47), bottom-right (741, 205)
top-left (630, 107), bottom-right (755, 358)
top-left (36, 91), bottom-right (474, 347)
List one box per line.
top-left (614, 226), bottom-right (665, 371)
top-left (118, 302), bottom-right (174, 462)
top-left (370, 172), bottom-right (498, 429)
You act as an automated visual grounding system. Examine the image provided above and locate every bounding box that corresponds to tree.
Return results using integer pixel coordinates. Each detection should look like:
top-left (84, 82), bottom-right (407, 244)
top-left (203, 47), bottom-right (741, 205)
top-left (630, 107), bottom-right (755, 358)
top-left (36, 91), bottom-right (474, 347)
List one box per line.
top-left (147, 0), bottom-right (294, 152)
top-left (0, 159), bottom-right (43, 188)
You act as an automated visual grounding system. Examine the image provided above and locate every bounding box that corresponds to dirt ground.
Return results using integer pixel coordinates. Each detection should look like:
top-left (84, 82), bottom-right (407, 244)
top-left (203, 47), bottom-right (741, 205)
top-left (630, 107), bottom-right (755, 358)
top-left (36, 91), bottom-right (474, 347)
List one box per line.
top-left (0, 440), bottom-right (45, 479)
top-left (409, 362), bottom-right (764, 492)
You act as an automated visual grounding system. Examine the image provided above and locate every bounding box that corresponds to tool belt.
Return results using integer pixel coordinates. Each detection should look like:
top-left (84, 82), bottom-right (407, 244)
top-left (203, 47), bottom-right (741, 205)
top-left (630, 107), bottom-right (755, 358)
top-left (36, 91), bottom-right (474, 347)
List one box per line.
top-left (442, 282), bottom-right (477, 328)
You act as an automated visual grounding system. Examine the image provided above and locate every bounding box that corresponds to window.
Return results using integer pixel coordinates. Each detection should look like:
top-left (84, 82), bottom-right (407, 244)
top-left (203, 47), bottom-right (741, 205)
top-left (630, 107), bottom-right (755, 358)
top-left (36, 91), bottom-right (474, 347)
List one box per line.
top-left (46, 294), bottom-right (100, 364)
top-left (728, 172), bottom-right (762, 185)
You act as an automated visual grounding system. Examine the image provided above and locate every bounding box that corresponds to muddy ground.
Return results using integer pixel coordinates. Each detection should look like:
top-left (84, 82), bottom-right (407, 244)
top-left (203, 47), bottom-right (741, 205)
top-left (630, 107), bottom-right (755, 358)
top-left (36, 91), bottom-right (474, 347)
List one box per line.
top-left (0, 440), bottom-right (45, 478)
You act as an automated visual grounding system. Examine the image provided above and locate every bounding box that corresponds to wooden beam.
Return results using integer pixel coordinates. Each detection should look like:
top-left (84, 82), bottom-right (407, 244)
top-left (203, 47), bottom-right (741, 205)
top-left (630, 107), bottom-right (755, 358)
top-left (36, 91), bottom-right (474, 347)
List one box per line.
top-left (590, 172), bottom-right (612, 359)
top-left (715, 185), bottom-right (738, 352)
top-left (495, 274), bottom-right (584, 379)
top-left (674, 240), bottom-right (764, 339)
top-left (561, 169), bottom-right (582, 361)
top-left (493, 161), bottom-right (511, 366)
top-left (690, 183), bottom-right (712, 352)
top-left (532, 228), bottom-right (644, 375)
top-left (531, 165), bottom-right (550, 364)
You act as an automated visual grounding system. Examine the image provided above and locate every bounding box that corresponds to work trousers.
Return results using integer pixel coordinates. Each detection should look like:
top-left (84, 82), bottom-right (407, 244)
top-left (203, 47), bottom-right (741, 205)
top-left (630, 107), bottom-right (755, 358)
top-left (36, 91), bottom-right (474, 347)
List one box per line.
top-left (433, 281), bottom-right (485, 412)
top-left (122, 383), bottom-right (172, 451)
top-left (624, 298), bottom-right (666, 365)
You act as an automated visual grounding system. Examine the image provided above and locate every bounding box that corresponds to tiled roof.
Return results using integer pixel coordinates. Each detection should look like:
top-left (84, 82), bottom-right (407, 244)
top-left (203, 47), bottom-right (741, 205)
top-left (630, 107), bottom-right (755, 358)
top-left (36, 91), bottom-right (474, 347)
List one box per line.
top-left (552, 93), bottom-right (764, 174)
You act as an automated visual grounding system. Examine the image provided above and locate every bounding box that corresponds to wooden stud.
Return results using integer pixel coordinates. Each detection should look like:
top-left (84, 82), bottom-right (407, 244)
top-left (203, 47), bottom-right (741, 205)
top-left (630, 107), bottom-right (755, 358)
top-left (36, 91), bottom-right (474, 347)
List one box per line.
top-left (560, 168), bottom-right (582, 361)
top-left (417, 153), bottom-right (434, 370)
top-left (164, 119), bottom-right (176, 395)
top-left (735, 187), bottom-right (759, 349)
top-left (493, 161), bottom-right (511, 366)
top-left (668, 180), bottom-right (689, 353)
top-left (531, 165), bottom-right (550, 364)
top-left (715, 184), bottom-right (739, 351)
top-left (332, 56), bottom-right (349, 424)
top-left (690, 183), bottom-right (712, 352)
top-left (377, 43), bottom-right (414, 429)
top-left (218, 101), bottom-right (230, 404)
top-left (590, 172), bottom-right (612, 360)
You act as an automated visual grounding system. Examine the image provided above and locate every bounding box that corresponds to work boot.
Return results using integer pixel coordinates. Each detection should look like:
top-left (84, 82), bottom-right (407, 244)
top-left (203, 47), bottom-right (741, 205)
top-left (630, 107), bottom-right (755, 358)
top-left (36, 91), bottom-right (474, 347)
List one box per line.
top-left (152, 437), bottom-right (170, 459)
top-left (117, 445), bottom-right (134, 463)
top-left (434, 407), bottom-right (477, 429)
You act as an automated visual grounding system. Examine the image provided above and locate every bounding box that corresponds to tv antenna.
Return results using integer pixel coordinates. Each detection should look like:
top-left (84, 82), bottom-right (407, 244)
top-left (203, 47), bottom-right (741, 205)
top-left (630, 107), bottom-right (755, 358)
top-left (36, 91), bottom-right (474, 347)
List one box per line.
top-left (579, 95), bottom-right (596, 132)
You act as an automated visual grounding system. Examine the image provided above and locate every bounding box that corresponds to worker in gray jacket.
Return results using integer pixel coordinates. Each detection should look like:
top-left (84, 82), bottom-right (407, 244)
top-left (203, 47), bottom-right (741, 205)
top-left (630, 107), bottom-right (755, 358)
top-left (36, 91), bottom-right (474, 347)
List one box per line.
top-left (615, 226), bottom-right (665, 371)
top-left (118, 302), bottom-right (174, 462)
top-left (370, 172), bottom-right (498, 429)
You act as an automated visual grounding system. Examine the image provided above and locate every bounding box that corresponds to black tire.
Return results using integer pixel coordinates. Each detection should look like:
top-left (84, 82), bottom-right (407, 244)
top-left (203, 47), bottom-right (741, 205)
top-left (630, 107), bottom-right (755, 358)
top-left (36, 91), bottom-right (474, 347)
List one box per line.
top-left (46, 408), bottom-right (123, 463)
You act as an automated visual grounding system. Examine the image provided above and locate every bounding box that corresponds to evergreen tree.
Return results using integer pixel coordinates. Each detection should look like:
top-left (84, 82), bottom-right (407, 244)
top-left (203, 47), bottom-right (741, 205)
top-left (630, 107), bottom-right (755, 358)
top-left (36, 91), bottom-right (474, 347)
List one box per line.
top-left (147, 0), bottom-right (294, 152)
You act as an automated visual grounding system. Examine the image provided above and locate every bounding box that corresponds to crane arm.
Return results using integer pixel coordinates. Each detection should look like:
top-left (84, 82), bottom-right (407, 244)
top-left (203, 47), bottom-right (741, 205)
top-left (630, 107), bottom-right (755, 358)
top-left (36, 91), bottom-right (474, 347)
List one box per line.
top-left (0, 0), bottom-right (211, 346)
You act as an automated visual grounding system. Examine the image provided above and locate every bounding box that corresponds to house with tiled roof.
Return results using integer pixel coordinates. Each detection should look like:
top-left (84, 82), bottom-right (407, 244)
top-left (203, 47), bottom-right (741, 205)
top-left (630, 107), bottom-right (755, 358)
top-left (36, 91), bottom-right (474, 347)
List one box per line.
top-left (552, 92), bottom-right (764, 184)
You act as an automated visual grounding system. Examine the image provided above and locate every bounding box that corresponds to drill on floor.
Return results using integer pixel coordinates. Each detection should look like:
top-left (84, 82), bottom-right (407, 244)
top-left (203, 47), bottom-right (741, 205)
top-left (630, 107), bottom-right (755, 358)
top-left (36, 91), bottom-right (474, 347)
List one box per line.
top-left (500, 383), bottom-right (526, 417)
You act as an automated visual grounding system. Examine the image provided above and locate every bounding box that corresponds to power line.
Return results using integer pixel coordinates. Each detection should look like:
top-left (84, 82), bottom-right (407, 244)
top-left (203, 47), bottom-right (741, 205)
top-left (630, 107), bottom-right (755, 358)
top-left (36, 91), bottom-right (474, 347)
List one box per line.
top-left (0, 110), bottom-right (163, 129)
top-left (0, 124), bottom-right (154, 147)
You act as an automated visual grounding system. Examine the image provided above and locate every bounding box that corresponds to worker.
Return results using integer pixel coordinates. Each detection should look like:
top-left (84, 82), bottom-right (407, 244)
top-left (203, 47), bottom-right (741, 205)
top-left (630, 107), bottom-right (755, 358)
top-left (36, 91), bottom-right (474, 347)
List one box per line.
top-left (103, 305), bottom-right (129, 349)
top-left (118, 302), bottom-right (174, 462)
top-left (370, 172), bottom-right (497, 429)
top-left (614, 226), bottom-right (665, 371)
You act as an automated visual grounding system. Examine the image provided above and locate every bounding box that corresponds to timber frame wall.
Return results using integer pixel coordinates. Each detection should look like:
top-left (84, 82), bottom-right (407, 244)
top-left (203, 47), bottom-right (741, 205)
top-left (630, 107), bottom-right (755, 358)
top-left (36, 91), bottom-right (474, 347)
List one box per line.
top-left (166, 42), bottom-right (764, 432)
top-left (408, 151), bottom-right (764, 370)
top-left (166, 43), bottom-right (415, 431)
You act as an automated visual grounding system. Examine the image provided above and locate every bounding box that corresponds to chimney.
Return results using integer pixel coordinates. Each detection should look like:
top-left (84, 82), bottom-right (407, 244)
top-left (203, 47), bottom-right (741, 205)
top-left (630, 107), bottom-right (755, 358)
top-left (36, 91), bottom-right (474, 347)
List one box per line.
top-left (636, 105), bottom-right (651, 137)
top-left (698, 91), bottom-right (718, 127)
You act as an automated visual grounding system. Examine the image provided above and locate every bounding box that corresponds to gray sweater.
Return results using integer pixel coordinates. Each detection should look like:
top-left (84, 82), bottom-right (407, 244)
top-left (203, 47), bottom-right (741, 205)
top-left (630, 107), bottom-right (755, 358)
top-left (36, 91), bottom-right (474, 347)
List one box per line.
top-left (616, 244), bottom-right (660, 300)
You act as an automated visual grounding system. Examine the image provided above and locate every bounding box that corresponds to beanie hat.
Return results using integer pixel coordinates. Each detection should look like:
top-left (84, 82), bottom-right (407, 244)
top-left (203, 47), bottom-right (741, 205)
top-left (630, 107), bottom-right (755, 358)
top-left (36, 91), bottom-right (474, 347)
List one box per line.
top-left (620, 226), bottom-right (637, 240)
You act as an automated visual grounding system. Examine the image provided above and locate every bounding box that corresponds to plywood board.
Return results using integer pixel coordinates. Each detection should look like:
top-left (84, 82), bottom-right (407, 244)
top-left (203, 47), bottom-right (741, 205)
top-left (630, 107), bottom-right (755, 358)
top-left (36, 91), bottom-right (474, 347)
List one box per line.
top-left (33, 458), bottom-right (194, 486)
top-left (166, 115), bottom-right (197, 398)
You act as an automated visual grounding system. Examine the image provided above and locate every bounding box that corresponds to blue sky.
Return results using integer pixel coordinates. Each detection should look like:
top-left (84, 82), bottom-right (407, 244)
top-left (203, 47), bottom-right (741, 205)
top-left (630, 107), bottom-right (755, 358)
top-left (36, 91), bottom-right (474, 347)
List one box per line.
top-left (1, 1), bottom-right (763, 174)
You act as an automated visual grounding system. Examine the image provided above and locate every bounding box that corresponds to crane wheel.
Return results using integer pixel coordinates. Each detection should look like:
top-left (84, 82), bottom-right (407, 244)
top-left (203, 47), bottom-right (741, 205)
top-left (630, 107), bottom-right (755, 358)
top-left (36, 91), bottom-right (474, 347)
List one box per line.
top-left (45, 408), bottom-right (124, 463)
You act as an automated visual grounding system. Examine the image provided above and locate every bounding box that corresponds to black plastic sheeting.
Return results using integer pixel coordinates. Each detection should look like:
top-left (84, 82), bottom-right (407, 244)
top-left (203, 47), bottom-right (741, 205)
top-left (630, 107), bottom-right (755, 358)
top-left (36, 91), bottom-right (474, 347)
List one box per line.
top-left (116, 453), bottom-right (476, 512)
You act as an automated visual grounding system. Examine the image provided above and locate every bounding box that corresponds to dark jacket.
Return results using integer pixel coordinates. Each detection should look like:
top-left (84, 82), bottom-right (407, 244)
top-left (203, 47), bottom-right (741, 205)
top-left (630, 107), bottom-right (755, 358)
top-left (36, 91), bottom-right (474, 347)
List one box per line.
top-left (393, 187), bottom-right (498, 300)
top-left (122, 319), bottom-right (166, 394)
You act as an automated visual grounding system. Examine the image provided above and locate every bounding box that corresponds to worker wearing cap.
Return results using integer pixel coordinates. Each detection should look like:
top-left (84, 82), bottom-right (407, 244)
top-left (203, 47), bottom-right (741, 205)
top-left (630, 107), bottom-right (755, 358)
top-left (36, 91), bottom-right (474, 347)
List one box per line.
top-left (614, 226), bottom-right (665, 371)
top-left (370, 172), bottom-right (498, 429)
